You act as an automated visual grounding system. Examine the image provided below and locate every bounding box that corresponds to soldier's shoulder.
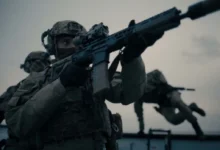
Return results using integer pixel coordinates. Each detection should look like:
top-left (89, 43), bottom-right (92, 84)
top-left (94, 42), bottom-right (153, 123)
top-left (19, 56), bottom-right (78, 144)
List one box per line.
top-left (149, 69), bottom-right (163, 75)
top-left (1, 85), bottom-right (18, 96)
top-left (24, 67), bottom-right (50, 82)
top-left (17, 68), bottom-right (50, 93)
top-left (6, 68), bottom-right (51, 107)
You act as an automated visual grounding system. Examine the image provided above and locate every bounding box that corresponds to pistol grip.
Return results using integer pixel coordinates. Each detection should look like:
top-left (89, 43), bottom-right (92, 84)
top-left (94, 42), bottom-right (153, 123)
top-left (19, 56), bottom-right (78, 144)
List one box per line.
top-left (92, 62), bottom-right (110, 96)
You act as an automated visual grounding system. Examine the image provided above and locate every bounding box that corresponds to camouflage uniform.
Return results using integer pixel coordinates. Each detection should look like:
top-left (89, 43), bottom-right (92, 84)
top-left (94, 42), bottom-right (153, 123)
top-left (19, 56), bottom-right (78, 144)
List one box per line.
top-left (1, 51), bottom-right (50, 150)
top-left (0, 51), bottom-right (50, 122)
top-left (20, 51), bottom-right (51, 74)
top-left (134, 70), bottom-right (205, 138)
top-left (0, 84), bottom-right (20, 123)
top-left (5, 20), bottom-right (146, 150)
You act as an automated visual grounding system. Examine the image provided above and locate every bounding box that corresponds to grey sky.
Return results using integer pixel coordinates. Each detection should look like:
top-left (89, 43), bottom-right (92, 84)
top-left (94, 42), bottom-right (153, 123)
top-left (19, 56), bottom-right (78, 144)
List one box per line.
top-left (0, 0), bottom-right (220, 134)
top-left (182, 35), bottom-right (220, 62)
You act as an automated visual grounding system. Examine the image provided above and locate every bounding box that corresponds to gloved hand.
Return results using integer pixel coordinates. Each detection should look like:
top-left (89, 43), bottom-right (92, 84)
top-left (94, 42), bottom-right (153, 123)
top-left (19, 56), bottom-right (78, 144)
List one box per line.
top-left (59, 55), bottom-right (92, 88)
top-left (122, 20), bottom-right (164, 63)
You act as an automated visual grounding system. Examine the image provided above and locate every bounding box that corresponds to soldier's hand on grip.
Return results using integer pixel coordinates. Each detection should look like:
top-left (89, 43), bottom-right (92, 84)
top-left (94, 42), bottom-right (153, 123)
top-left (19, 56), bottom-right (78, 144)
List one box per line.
top-left (122, 20), bottom-right (164, 63)
top-left (60, 55), bottom-right (92, 88)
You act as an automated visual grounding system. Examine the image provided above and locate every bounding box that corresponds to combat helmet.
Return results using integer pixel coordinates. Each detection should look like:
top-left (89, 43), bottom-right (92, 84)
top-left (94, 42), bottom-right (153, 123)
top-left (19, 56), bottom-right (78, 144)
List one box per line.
top-left (20, 51), bottom-right (50, 73)
top-left (41, 20), bottom-right (87, 55)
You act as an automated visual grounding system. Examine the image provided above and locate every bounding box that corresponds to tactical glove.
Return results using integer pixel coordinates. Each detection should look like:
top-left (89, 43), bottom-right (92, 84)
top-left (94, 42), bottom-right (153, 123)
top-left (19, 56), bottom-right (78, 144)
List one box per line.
top-left (60, 55), bottom-right (92, 88)
top-left (122, 20), bottom-right (164, 63)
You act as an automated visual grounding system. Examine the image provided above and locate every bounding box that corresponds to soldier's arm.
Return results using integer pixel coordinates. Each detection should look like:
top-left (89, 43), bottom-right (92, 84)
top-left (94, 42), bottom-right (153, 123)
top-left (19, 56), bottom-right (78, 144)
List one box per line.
top-left (0, 83), bottom-right (21, 112)
top-left (5, 78), bottom-right (66, 138)
top-left (0, 83), bottom-right (21, 123)
top-left (106, 56), bottom-right (146, 105)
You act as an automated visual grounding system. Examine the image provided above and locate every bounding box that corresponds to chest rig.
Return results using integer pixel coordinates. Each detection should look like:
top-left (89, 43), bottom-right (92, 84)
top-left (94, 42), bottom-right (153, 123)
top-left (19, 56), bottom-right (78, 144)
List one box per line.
top-left (41, 64), bottom-right (111, 143)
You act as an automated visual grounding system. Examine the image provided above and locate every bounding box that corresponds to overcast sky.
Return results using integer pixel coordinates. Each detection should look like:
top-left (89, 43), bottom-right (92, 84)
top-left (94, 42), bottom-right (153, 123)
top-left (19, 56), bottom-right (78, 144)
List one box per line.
top-left (0, 0), bottom-right (219, 135)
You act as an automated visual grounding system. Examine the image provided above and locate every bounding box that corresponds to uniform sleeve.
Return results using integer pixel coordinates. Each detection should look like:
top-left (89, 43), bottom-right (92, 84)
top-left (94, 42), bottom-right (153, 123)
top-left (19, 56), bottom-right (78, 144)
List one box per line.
top-left (5, 78), bottom-right (66, 138)
top-left (106, 56), bottom-right (146, 105)
top-left (0, 84), bottom-right (20, 111)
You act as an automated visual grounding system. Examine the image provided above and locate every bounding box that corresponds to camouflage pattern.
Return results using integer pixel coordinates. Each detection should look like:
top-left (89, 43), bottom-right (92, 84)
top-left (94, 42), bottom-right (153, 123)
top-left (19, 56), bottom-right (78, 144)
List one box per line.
top-left (144, 69), bottom-right (168, 93)
top-left (1, 51), bottom-right (50, 118)
top-left (4, 70), bottom-right (49, 150)
top-left (0, 83), bottom-right (21, 123)
top-left (5, 56), bottom-right (146, 150)
top-left (157, 102), bottom-right (201, 125)
top-left (131, 69), bottom-right (168, 129)
top-left (164, 91), bottom-right (197, 123)
top-left (24, 51), bottom-right (50, 61)
top-left (43, 20), bottom-right (88, 55)
top-left (50, 20), bottom-right (87, 37)
top-left (133, 70), bottom-right (205, 137)
top-left (20, 51), bottom-right (50, 73)
top-left (1, 51), bottom-right (51, 150)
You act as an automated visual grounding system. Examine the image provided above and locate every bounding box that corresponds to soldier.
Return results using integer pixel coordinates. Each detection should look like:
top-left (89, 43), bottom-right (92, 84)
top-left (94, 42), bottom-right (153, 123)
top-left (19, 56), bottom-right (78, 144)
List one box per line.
top-left (134, 69), bottom-right (206, 139)
top-left (19, 51), bottom-right (51, 74)
top-left (5, 20), bottom-right (163, 150)
top-left (1, 51), bottom-right (51, 150)
top-left (0, 51), bottom-right (51, 123)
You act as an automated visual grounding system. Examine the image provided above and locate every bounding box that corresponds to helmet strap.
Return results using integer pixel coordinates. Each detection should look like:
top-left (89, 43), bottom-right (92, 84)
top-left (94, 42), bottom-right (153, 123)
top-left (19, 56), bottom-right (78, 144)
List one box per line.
top-left (54, 36), bottom-right (60, 59)
top-left (41, 30), bottom-right (50, 50)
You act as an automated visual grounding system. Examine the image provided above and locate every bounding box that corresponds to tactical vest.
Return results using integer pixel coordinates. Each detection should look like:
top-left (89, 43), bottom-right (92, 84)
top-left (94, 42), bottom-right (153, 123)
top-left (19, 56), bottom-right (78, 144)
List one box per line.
top-left (6, 69), bottom-right (50, 150)
top-left (8, 70), bottom-right (49, 107)
top-left (40, 67), bottom-right (112, 143)
top-left (145, 70), bottom-right (168, 91)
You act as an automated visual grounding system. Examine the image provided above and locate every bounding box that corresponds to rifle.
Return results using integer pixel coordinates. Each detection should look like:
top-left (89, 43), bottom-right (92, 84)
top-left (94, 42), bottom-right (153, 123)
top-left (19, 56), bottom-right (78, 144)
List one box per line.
top-left (173, 87), bottom-right (195, 91)
top-left (52, 0), bottom-right (220, 96)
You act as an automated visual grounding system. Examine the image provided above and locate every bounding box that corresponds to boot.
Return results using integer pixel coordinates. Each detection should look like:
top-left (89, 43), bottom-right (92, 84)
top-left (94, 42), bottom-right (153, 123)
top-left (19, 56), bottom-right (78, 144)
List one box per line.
top-left (191, 122), bottom-right (205, 140)
top-left (189, 103), bottom-right (206, 116)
